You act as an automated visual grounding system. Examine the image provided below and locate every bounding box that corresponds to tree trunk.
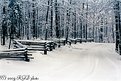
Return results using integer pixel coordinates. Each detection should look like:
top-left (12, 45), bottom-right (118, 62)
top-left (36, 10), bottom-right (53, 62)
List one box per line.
top-left (55, 0), bottom-right (60, 38)
top-left (45, 0), bottom-right (50, 40)
top-left (114, 1), bottom-right (120, 52)
top-left (50, 0), bottom-right (53, 38)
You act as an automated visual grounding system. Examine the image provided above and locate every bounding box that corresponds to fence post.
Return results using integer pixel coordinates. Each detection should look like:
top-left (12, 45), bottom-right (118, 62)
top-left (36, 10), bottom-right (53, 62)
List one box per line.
top-left (80, 39), bottom-right (82, 43)
top-left (63, 40), bottom-right (66, 45)
top-left (58, 41), bottom-right (61, 48)
top-left (44, 42), bottom-right (47, 55)
top-left (50, 42), bottom-right (53, 51)
top-left (24, 48), bottom-right (30, 62)
top-left (53, 42), bottom-right (55, 49)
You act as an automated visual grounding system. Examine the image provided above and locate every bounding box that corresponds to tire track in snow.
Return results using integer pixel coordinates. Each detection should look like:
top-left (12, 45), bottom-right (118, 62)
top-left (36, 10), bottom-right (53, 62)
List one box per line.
top-left (74, 44), bottom-right (103, 81)
top-left (82, 44), bottom-right (120, 81)
top-left (43, 43), bottom-right (111, 81)
top-left (47, 43), bottom-right (101, 81)
top-left (78, 56), bottom-right (99, 81)
top-left (102, 47), bottom-right (121, 81)
top-left (58, 43), bottom-right (114, 81)
top-left (77, 43), bottom-right (114, 81)
top-left (78, 47), bottom-right (101, 81)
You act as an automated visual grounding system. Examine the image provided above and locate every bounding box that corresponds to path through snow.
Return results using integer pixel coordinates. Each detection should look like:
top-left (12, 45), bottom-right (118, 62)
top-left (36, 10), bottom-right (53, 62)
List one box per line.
top-left (0, 43), bottom-right (121, 81)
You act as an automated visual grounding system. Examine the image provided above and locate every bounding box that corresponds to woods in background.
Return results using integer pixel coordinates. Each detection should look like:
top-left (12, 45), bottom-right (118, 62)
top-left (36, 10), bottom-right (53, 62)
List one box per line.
top-left (0, 0), bottom-right (116, 45)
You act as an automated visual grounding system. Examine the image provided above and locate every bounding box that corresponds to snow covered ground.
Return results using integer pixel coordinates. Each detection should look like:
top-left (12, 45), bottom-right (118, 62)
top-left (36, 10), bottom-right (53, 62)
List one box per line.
top-left (0, 43), bottom-right (121, 81)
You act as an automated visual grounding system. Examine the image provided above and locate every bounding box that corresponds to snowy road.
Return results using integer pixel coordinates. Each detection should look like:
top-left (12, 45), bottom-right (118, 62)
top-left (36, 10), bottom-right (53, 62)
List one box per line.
top-left (1, 43), bottom-right (121, 81)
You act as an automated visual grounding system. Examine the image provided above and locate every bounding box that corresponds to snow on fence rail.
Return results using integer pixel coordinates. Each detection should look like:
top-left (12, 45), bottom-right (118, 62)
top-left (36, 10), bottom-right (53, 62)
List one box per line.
top-left (0, 48), bottom-right (33, 62)
top-left (0, 40), bottom-right (34, 62)
top-left (13, 39), bottom-right (27, 48)
top-left (14, 40), bottom-right (56, 54)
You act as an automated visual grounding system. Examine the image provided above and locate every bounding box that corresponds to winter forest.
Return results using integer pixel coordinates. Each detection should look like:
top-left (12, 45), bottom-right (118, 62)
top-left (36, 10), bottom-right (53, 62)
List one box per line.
top-left (1, 0), bottom-right (121, 81)
top-left (0, 0), bottom-right (116, 43)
